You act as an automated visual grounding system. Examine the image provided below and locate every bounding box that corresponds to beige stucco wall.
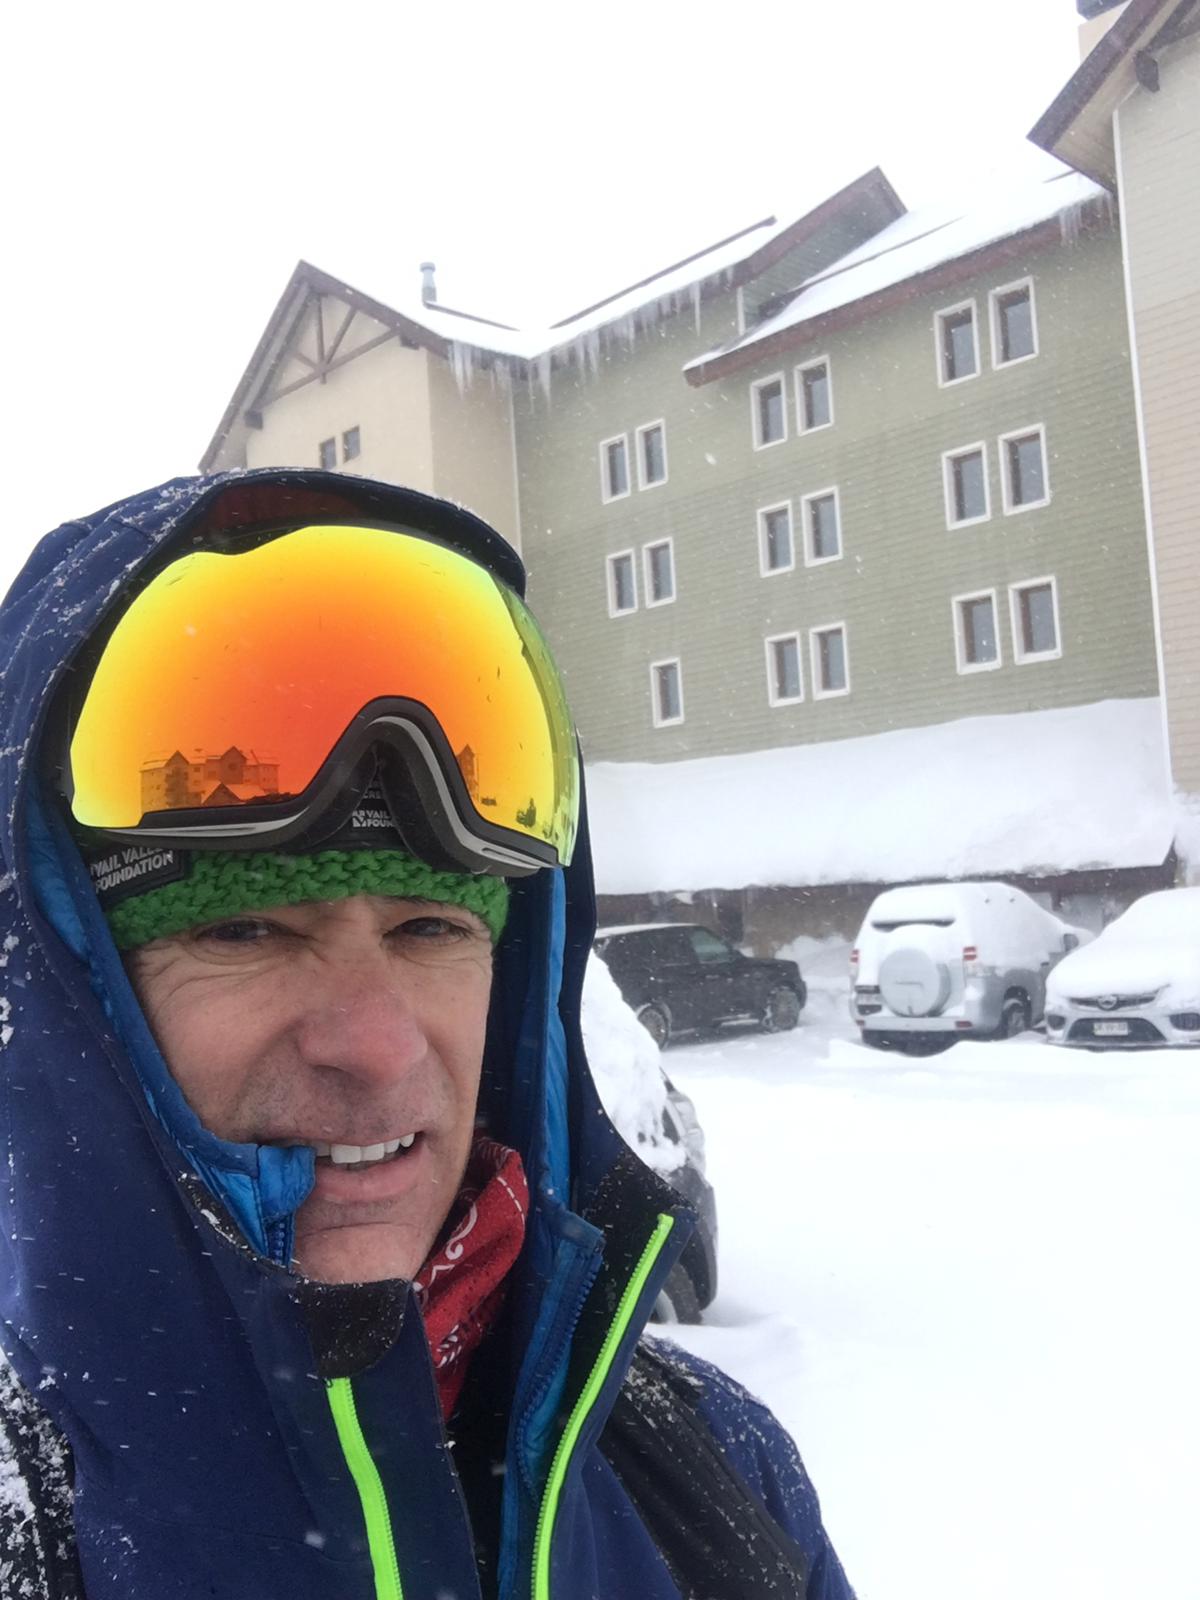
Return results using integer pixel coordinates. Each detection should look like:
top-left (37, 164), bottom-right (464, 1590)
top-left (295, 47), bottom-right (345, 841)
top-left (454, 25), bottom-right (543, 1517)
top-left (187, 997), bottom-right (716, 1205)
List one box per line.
top-left (1116, 30), bottom-right (1200, 798)
top-left (427, 355), bottom-right (521, 548)
top-left (246, 328), bottom-right (437, 489)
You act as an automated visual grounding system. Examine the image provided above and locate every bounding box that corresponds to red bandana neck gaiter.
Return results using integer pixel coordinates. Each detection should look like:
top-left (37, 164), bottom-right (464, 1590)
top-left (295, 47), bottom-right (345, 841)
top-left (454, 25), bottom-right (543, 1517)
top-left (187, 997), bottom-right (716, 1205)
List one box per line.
top-left (413, 1133), bottom-right (530, 1420)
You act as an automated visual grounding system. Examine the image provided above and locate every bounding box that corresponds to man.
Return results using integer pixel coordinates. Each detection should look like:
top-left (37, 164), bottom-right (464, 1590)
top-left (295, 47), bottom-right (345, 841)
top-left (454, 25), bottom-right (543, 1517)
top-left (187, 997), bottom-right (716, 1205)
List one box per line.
top-left (0, 468), bottom-right (853, 1598)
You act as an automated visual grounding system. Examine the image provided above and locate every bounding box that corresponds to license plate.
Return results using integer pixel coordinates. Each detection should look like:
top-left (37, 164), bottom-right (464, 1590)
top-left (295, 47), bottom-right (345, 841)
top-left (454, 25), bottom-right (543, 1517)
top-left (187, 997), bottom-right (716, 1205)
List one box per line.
top-left (1093, 1020), bottom-right (1130, 1037)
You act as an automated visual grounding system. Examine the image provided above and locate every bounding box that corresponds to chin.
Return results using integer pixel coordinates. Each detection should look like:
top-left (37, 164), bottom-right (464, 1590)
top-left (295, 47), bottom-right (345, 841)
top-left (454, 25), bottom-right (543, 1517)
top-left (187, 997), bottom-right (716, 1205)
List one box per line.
top-left (294, 1228), bottom-right (426, 1285)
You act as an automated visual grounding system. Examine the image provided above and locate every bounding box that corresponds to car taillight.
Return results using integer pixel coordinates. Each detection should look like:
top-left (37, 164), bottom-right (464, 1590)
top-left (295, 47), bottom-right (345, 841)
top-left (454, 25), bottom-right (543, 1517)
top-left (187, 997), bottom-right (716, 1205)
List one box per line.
top-left (962, 945), bottom-right (982, 976)
top-left (850, 947), bottom-right (859, 971)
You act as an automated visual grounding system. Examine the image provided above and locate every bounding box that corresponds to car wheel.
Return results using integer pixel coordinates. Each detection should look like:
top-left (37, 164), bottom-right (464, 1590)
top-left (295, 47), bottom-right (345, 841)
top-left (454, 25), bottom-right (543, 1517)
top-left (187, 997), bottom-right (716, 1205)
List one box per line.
top-left (637, 1003), bottom-right (671, 1049)
top-left (650, 1262), bottom-right (703, 1325)
top-left (762, 985), bottom-right (801, 1033)
top-left (999, 997), bottom-right (1031, 1039)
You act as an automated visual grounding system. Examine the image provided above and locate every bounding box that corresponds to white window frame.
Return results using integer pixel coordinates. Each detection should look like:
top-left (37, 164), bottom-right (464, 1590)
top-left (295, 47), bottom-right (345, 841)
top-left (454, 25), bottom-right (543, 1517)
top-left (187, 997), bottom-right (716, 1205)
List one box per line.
top-left (635, 419), bottom-right (669, 490)
top-left (765, 631), bottom-right (805, 707)
top-left (650, 656), bottom-right (685, 728)
top-left (801, 486), bottom-right (842, 567)
top-left (318, 436), bottom-right (337, 470)
top-left (599, 433), bottom-right (631, 504)
top-left (810, 622), bottom-right (851, 699)
top-left (942, 442), bottom-right (991, 529)
top-left (989, 276), bottom-right (1039, 369)
top-left (1009, 576), bottom-right (1062, 665)
top-left (757, 500), bottom-right (795, 577)
top-left (750, 373), bottom-right (788, 450)
top-left (794, 355), bottom-right (834, 434)
top-left (999, 423), bottom-right (1051, 515)
top-left (606, 549), bottom-right (638, 618)
top-left (642, 537), bottom-right (676, 608)
top-left (934, 299), bottom-right (980, 388)
top-left (952, 588), bottom-right (1003, 675)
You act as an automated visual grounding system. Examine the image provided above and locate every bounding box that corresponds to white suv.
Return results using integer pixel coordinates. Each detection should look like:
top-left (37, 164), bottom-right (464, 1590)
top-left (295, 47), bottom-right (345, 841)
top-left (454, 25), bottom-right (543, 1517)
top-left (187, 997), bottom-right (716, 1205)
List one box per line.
top-left (850, 882), bottom-right (1085, 1052)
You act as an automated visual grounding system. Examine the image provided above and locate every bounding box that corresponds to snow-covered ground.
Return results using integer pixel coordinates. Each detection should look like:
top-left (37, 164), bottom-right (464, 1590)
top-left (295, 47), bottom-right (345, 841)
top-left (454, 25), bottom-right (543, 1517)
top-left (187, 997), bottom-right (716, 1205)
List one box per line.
top-left (651, 951), bottom-right (1200, 1599)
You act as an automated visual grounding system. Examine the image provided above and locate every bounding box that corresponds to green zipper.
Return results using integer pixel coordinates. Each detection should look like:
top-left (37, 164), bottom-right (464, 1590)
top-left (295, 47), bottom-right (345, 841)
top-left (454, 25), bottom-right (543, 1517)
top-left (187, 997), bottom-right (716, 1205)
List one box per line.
top-left (326, 1376), bottom-right (404, 1600)
top-left (530, 1212), bottom-right (677, 1600)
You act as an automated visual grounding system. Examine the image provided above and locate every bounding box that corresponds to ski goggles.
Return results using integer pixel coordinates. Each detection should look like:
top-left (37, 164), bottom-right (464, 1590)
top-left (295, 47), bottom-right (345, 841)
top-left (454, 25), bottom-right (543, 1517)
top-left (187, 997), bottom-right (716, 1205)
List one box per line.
top-left (59, 520), bottom-right (579, 876)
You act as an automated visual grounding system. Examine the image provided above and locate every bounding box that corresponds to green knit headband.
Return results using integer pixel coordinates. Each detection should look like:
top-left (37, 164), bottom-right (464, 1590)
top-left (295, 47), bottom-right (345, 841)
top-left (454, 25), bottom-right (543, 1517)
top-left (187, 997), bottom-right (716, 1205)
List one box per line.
top-left (105, 848), bottom-right (510, 952)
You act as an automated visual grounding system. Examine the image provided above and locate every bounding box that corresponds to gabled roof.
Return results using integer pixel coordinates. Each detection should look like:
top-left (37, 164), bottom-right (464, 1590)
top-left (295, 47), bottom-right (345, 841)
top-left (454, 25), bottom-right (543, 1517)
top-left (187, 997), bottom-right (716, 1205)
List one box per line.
top-left (1030, 0), bottom-right (1199, 186)
top-left (200, 261), bottom-right (527, 471)
top-left (684, 169), bottom-right (1108, 385)
top-left (202, 169), bottom-right (905, 468)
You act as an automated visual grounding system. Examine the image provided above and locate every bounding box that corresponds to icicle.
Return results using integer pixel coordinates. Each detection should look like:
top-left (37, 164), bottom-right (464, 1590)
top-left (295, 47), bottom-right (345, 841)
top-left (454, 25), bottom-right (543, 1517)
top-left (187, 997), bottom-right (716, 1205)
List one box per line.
top-left (449, 341), bottom-right (477, 394)
top-left (691, 279), bottom-right (702, 334)
top-left (1059, 188), bottom-right (1113, 247)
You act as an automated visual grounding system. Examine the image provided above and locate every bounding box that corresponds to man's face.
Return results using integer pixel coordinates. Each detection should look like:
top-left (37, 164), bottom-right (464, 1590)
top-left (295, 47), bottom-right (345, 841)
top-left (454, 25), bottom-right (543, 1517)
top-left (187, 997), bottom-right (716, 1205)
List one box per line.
top-left (128, 892), bottom-right (493, 1284)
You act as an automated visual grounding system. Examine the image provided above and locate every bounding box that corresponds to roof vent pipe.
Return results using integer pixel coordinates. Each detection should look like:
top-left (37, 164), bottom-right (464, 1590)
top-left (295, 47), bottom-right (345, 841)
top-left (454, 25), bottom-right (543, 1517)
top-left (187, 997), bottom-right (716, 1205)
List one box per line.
top-left (420, 262), bottom-right (437, 303)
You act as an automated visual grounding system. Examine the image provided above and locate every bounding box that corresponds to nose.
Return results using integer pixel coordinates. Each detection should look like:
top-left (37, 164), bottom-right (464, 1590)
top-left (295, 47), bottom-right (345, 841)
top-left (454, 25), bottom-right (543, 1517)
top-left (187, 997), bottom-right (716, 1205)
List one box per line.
top-left (290, 944), bottom-right (428, 1091)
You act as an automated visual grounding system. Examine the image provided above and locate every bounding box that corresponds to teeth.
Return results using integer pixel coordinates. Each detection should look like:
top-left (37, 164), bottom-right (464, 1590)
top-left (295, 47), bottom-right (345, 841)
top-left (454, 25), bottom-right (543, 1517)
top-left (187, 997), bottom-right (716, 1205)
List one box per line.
top-left (322, 1137), bottom-right (416, 1165)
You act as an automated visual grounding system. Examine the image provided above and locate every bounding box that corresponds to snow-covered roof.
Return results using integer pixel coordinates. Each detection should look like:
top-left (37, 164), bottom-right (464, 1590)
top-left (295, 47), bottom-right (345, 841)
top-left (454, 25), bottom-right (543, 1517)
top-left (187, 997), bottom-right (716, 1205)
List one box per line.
top-left (685, 169), bottom-right (1108, 377)
top-left (585, 697), bottom-right (1173, 897)
top-left (326, 167), bottom-right (902, 365)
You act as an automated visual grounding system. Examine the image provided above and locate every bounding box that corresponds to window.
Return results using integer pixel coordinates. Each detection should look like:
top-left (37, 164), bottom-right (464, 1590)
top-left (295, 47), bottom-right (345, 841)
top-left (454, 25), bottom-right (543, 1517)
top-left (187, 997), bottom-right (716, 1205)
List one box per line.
top-left (796, 357), bottom-right (833, 432)
top-left (935, 302), bottom-right (979, 385)
top-left (651, 658), bottom-right (684, 726)
top-left (811, 624), bottom-right (850, 697)
top-left (636, 421), bottom-right (668, 488)
top-left (942, 444), bottom-right (990, 527)
top-left (802, 488), bottom-right (841, 564)
top-left (606, 550), bottom-right (637, 616)
top-left (751, 374), bottom-right (787, 448)
top-left (643, 538), bottom-right (675, 606)
top-left (318, 437), bottom-right (337, 470)
top-left (991, 279), bottom-right (1038, 366)
top-left (600, 435), bottom-right (630, 502)
top-left (1010, 578), bottom-right (1061, 663)
top-left (1000, 426), bottom-right (1050, 512)
top-left (688, 926), bottom-right (737, 963)
top-left (765, 632), bottom-right (803, 706)
top-left (758, 501), bottom-right (794, 575)
top-left (342, 426), bottom-right (361, 462)
top-left (954, 590), bottom-right (1001, 673)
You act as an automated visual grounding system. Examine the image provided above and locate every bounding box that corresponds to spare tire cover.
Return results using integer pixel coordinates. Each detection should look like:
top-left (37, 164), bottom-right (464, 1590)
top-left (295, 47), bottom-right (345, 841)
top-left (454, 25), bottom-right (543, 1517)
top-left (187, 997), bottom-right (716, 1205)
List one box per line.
top-left (879, 948), bottom-right (952, 1017)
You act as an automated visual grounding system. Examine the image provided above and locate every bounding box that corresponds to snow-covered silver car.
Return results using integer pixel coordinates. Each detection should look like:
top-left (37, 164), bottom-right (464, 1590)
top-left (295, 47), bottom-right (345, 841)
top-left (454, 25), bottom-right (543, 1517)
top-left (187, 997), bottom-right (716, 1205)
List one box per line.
top-left (851, 881), bottom-right (1085, 1051)
top-left (1045, 887), bottom-right (1200, 1049)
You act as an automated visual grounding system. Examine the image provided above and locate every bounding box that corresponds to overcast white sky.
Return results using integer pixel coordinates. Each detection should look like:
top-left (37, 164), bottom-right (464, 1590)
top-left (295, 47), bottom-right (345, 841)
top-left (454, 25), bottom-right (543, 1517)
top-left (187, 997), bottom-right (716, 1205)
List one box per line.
top-left (1, 0), bottom-right (1081, 596)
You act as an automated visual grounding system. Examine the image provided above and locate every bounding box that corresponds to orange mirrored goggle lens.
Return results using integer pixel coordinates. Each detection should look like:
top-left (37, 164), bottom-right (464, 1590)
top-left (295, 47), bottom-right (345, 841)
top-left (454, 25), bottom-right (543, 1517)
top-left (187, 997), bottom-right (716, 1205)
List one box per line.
top-left (68, 523), bottom-right (578, 864)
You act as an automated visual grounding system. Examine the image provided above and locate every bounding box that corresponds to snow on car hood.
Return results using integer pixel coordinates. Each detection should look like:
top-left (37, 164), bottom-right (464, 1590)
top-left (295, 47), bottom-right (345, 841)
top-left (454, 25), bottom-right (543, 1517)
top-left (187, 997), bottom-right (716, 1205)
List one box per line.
top-left (1048, 890), bottom-right (1200, 1007)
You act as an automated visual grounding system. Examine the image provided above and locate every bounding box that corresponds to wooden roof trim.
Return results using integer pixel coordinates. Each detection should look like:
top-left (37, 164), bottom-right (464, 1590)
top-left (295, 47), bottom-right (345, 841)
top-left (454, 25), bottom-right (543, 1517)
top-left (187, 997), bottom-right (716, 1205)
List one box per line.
top-left (728, 167), bottom-right (906, 290)
top-left (1029, 0), bottom-right (1182, 161)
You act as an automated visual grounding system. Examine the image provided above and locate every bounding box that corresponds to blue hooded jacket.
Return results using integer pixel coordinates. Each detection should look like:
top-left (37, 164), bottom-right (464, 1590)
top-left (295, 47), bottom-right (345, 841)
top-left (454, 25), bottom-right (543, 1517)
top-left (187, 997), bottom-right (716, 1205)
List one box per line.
top-left (0, 469), bottom-right (853, 1600)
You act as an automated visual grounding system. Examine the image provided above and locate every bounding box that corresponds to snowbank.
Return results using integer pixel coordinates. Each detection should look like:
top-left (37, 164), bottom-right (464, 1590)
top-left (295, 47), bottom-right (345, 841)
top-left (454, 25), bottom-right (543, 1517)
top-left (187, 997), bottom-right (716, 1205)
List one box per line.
top-left (659, 1020), bottom-right (1200, 1600)
top-left (587, 698), bottom-right (1171, 895)
top-left (580, 953), bottom-right (683, 1176)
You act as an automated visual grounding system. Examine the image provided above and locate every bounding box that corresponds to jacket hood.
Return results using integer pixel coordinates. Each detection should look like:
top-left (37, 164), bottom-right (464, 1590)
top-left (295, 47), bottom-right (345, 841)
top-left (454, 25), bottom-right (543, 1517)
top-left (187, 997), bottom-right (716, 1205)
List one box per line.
top-left (0, 464), bottom-right (679, 1339)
